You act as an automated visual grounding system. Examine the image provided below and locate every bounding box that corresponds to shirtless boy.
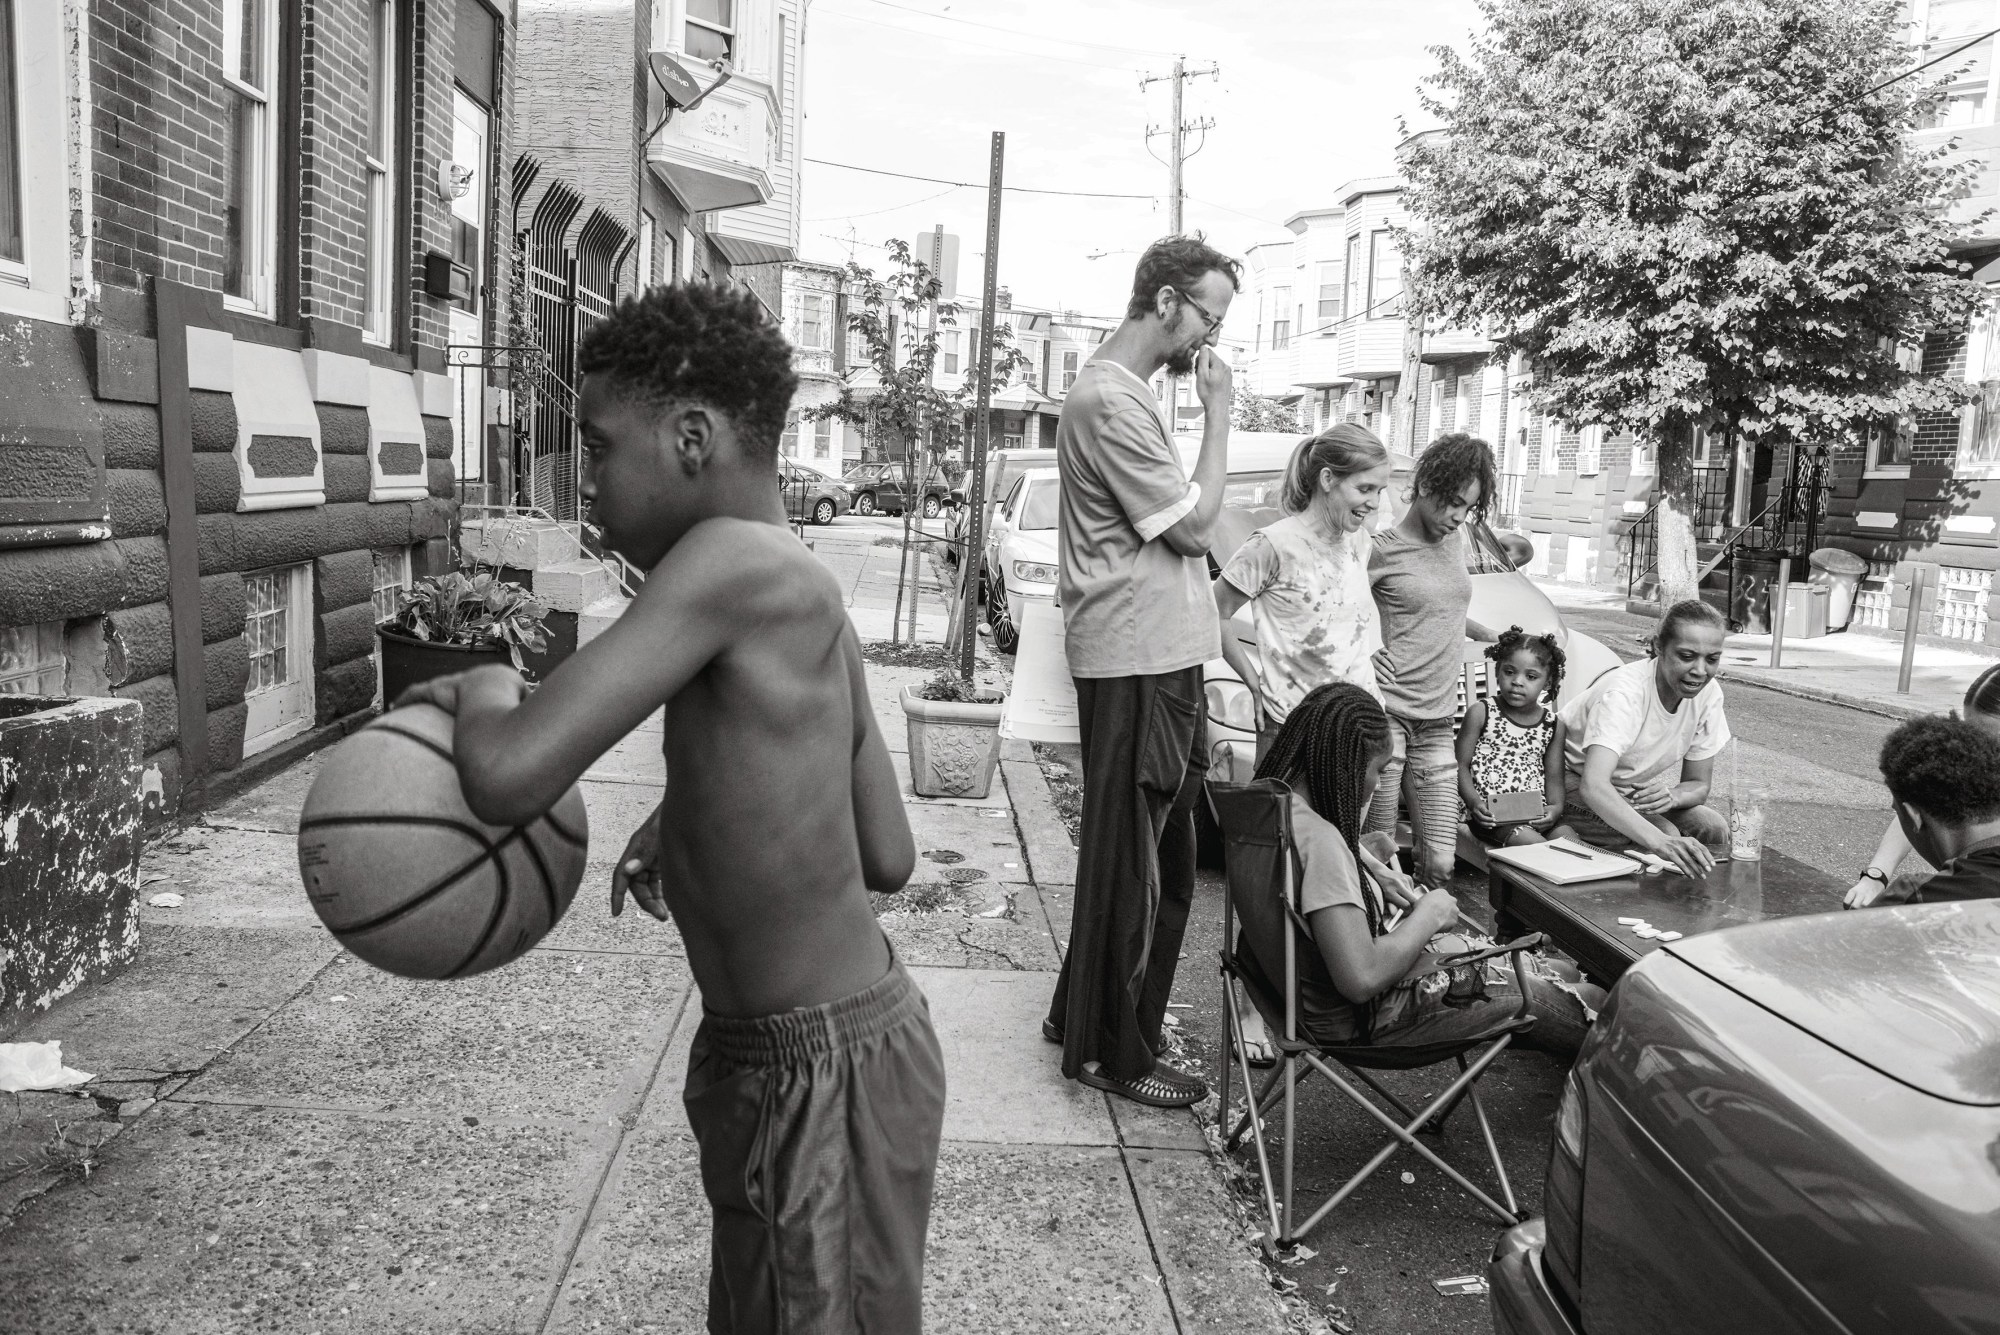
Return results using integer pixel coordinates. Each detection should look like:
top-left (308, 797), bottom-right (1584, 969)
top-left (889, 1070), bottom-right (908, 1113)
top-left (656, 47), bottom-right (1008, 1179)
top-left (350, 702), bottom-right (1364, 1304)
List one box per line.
top-left (398, 283), bottom-right (945, 1333)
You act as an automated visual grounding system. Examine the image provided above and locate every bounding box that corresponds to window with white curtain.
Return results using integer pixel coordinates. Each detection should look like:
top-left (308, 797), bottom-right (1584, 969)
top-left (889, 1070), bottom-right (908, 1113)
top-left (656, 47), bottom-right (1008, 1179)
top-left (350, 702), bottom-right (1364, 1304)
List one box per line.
top-left (222, 0), bottom-right (279, 314)
top-left (685, 0), bottom-right (735, 62)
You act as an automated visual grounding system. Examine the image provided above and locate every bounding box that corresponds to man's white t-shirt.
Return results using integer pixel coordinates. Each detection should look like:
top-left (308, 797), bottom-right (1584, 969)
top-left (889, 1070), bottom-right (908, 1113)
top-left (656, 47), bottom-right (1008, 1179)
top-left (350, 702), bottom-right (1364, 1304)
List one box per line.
top-left (1560, 657), bottom-right (1730, 790)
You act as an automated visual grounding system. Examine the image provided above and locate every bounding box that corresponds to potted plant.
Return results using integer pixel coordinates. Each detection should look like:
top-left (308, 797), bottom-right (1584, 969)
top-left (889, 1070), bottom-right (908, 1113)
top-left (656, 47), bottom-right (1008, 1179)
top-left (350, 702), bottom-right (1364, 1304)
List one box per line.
top-left (901, 668), bottom-right (1005, 799)
top-left (378, 571), bottom-right (550, 703)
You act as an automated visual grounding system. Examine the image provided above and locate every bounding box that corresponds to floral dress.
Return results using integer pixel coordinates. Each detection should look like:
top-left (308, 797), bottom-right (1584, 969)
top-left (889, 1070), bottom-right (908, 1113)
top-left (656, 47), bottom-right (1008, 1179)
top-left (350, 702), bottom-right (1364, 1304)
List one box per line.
top-left (1470, 706), bottom-right (1555, 806)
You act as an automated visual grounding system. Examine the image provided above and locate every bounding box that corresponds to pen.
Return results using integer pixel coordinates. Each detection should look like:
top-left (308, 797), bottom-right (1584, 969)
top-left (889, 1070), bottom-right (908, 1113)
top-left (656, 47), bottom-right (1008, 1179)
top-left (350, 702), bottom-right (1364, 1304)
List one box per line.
top-left (1547, 841), bottom-right (1594, 861)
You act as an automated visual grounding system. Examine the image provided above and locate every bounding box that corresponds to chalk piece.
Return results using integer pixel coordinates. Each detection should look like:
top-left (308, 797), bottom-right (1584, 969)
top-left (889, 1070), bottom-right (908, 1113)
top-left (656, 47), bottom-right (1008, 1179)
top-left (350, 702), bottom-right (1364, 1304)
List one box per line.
top-left (1616, 916), bottom-right (1645, 925)
top-left (1658, 931), bottom-right (1684, 941)
top-left (1634, 926), bottom-right (1660, 939)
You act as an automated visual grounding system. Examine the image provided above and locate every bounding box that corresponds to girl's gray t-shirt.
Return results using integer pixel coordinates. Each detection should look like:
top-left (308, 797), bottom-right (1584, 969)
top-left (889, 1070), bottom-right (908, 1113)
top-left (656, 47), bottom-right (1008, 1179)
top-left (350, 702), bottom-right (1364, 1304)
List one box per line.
top-left (1369, 526), bottom-right (1473, 720)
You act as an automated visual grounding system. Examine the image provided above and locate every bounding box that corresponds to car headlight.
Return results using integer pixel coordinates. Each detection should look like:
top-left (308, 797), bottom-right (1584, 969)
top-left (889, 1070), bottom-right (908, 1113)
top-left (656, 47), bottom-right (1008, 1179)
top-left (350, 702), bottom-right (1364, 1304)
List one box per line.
top-left (1205, 678), bottom-right (1258, 732)
top-left (1012, 561), bottom-right (1058, 585)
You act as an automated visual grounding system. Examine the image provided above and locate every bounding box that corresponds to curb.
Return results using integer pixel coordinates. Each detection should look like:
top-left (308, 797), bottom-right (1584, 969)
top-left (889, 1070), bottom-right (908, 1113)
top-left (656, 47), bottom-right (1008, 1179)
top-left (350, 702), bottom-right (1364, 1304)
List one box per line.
top-left (1715, 670), bottom-right (1931, 722)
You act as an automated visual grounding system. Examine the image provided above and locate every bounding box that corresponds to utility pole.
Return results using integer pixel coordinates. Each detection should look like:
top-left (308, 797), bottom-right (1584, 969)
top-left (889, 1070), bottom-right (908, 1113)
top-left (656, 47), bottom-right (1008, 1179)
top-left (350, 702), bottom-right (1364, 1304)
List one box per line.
top-left (959, 133), bottom-right (1004, 679)
top-left (1143, 57), bottom-right (1216, 428)
top-left (1142, 57), bottom-right (1218, 235)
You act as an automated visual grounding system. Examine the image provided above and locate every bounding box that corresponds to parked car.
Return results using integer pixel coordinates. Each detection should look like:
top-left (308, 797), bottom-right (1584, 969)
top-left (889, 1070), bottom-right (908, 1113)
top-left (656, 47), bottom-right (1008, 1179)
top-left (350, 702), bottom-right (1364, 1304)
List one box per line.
top-left (1181, 431), bottom-right (1621, 787)
top-left (779, 460), bottom-right (850, 526)
top-left (980, 467), bottom-right (1061, 653)
top-left (841, 462), bottom-right (949, 518)
top-left (947, 447), bottom-right (1059, 569)
top-left (1489, 900), bottom-right (2000, 1335)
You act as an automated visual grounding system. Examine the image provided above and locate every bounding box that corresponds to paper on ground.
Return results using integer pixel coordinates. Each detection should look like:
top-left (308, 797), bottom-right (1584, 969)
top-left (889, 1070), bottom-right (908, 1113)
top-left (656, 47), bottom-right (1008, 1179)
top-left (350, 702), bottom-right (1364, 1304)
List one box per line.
top-left (1001, 601), bottom-right (1080, 744)
top-left (0, 1041), bottom-right (93, 1092)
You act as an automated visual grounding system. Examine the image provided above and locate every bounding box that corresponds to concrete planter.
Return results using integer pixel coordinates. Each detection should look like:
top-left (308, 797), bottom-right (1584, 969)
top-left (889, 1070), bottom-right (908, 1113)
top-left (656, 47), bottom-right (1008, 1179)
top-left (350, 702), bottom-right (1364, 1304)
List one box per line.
top-left (377, 626), bottom-right (513, 704)
top-left (0, 695), bottom-right (144, 1031)
top-left (901, 685), bottom-right (1005, 800)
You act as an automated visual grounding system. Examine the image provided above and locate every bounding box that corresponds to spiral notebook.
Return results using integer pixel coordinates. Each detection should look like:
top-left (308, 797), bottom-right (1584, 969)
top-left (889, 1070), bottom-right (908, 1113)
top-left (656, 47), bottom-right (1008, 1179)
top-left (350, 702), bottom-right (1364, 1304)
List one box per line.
top-left (1487, 839), bottom-right (1641, 885)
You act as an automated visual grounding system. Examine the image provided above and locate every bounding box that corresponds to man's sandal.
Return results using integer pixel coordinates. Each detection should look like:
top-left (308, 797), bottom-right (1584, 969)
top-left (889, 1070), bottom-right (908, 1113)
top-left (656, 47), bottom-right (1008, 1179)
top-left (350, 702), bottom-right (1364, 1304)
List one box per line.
top-left (1079, 1063), bottom-right (1208, 1109)
top-left (1041, 1018), bottom-right (1063, 1045)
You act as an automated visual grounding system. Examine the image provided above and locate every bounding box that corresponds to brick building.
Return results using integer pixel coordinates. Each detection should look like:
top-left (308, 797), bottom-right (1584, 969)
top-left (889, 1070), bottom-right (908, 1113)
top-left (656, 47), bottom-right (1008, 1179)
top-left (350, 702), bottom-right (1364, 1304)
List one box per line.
top-left (0, 0), bottom-right (518, 822)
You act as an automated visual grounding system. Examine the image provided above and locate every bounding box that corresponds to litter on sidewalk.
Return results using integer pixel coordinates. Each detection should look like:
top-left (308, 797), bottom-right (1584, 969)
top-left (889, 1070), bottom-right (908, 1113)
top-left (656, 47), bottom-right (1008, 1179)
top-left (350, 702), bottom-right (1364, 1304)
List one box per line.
top-left (0, 1041), bottom-right (93, 1092)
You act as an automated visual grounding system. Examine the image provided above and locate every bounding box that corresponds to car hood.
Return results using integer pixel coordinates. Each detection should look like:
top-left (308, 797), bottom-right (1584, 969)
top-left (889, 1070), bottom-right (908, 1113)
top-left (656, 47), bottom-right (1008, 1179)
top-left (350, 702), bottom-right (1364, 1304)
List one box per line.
top-left (1665, 900), bottom-right (2000, 1106)
top-left (1004, 528), bottom-right (1059, 567)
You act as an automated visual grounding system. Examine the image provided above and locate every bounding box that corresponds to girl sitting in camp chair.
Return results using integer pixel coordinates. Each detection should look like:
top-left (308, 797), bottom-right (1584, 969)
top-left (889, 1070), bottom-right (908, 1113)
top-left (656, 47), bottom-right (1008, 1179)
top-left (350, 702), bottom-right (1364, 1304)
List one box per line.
top-left (1250, 681), bottom-right (1603, 1056)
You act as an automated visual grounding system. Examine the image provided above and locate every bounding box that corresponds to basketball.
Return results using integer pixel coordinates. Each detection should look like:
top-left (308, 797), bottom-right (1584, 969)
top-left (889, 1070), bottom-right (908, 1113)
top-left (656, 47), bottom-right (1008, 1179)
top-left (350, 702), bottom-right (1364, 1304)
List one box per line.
top-left (297, 703), bottom-right (590, 979)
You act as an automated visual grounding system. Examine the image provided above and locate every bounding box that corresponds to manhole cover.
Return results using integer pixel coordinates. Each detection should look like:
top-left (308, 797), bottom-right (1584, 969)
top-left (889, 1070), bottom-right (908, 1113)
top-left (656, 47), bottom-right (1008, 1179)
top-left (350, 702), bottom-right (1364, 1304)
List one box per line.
top-left (922, 849), bottom-right (965, 865)
top-left (942, 867), bottom-right (987, 883)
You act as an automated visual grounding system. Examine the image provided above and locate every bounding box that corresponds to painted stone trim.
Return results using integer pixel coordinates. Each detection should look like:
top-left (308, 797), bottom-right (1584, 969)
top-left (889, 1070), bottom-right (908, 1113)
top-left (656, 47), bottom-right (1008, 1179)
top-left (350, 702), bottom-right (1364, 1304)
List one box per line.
top-left (247, 435), bottom-right (321, 479)
top-left (301, 348), bottom-right (372, 407)
top-left (0, 695), bottom-right (145, 1030)
top-left (415, 370), bottom-right (454, 418)
top-left (186, 327), bottom-right (234, 393)
top-left (229, 342), bottom-right (326, 511)
top-left (367, 366), bottom-right (431, 502)
top-left (0, 321), bottom-right (109, 539)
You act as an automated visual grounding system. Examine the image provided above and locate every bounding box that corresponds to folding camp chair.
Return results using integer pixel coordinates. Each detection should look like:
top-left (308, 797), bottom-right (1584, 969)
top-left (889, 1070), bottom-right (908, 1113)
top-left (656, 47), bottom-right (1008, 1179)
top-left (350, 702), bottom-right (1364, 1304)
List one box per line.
top-left (1208, 778), bottom-right (1543, 1245)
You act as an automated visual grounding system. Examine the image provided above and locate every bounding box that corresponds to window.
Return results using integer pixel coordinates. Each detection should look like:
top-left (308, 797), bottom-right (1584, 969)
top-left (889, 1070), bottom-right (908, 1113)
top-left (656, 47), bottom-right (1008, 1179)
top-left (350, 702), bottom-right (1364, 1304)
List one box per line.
top-left (1577, 424), bottom-right (1604, 474)
top-left (0, 1), bottom-right (20, 271)
top-left (799, 293), bottom-right (827, 349)
top-left (1317, 262), bottom-right (1341, 324)
top-left (243, 565), bottom-right (315, 754)
top-left (448, 90), bottom-right (488, 313)
top-left (1344, 235), bottom-right (1363, 325)
top-left (813, 416), bottom-right (832, 459)
top-left (940, 329), bottom-right (960, 375)
top-left (222, 0), bottom-right (279, 313)
top-left (363, 0), bottom-right (399, 344)
top-left (780, 413), bottom-right (799, 457)
top-left (686, 0), bottom-right (735, 62)
top-left (1003, 432), bottom-right (1023, 450)
top-left (371, 548), bottom-right (411, 623)
top-left (1869, 340), bottom-right (1925, 474)
top-left (1061, 349), bottom-right (1079, 393)
top-left (638, 211), bottom-right (656, 290)
top-left (1917, 1), bottom-right (1993, 130)
top-left (1366, 230), bottom-right (1402, 318)
top-left (1271, 287), bottom-right (1292, 349)
top-left (0, 620), bottom-right (64, 695)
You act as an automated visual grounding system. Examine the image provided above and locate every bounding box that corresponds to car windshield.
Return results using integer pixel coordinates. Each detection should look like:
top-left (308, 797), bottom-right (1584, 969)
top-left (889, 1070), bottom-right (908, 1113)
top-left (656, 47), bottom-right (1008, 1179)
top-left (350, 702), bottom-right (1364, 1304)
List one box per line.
top-left (1222, 470), bottom-right (1285, 512)
top-left (1018, 481), bottom-right (1058, 531)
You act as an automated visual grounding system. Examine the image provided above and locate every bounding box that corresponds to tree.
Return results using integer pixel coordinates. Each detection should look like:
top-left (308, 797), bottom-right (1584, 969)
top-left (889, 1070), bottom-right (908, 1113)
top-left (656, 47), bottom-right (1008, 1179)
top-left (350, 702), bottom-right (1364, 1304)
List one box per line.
top-left (1400, 0), bottom-right (1986, 604)
top-left (1231, 386), bottom-right (1308, 433)
top-left (803, 240), bottom-right (1030, 647)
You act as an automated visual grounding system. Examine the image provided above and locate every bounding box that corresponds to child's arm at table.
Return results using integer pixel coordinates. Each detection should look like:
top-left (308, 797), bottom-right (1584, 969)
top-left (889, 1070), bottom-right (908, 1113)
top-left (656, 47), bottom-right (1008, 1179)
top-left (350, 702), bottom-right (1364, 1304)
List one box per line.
top-left (842, 629), bottom-right (915, 894)
top-left (1454, 699), bottom-right (1493, 824)
top-left (1533, 718), bottom-right (1568, 831)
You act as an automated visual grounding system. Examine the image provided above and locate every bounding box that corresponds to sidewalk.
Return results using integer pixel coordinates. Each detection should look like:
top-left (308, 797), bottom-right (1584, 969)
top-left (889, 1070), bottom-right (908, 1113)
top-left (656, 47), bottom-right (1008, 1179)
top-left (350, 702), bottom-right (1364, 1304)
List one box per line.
top-left (0, 608), bottom-right (1291, 1332)
top-left (809, 516), bottom-right (959, 643)
top-left (1537, 580), bottom-right (1999, 718)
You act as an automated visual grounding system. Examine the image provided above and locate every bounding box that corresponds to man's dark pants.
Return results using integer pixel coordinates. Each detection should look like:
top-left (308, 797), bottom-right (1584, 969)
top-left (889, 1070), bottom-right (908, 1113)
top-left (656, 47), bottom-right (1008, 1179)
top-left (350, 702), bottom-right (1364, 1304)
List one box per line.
top-left (1046, 667), bottom-right (1207, 1083)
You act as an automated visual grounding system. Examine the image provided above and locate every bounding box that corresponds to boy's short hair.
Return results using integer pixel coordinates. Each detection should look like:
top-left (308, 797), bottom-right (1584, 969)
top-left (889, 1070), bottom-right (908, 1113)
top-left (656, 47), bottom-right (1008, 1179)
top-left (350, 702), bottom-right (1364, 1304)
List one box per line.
top-left (578, 283), bottom-right (798, 455)
top-left (1880, 714), bottom-right (2000, 826)
top-left (1125, 234), bottom-right (1243, 319)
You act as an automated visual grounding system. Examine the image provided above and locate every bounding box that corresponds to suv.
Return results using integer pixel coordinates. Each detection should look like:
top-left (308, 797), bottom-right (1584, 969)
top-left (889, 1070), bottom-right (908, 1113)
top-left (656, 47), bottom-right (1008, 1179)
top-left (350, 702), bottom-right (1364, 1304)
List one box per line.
top-left (840, 462), bottom-right (949, 518)
top-left (1490, 900), bottom-right (2000, 1334)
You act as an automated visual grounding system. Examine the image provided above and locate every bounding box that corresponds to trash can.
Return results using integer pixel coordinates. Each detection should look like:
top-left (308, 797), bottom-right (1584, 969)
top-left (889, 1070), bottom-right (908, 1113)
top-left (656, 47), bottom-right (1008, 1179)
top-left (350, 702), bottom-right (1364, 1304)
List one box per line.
top-left (1809, 547), bottom-right (1869, 632)
top-left (1729, 548), bottom-right (1788, 635)
top-left (1784, 584), bottom-right (1830, 639)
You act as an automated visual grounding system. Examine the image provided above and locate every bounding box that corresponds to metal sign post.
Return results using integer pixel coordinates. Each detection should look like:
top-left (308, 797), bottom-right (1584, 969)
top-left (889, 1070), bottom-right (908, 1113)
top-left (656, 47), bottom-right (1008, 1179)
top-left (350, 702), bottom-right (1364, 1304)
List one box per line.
top-left (958, 132), bottom-right (1005, 680)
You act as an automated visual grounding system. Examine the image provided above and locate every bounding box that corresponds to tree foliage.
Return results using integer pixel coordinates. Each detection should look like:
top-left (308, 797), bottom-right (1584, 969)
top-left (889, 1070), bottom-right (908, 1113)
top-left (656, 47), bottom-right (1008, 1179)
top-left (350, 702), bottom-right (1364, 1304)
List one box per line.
top-left (1232, 386), bottom-right (1308, 433)
top-left (1400, 0), bottom-right (1988, 597)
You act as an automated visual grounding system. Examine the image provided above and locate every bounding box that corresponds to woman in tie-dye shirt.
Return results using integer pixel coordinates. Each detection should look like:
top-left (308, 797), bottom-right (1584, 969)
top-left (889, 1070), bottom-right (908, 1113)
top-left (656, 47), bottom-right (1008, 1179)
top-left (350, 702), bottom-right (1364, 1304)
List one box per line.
top-left (1216, 423), bottom-right (1393, 763)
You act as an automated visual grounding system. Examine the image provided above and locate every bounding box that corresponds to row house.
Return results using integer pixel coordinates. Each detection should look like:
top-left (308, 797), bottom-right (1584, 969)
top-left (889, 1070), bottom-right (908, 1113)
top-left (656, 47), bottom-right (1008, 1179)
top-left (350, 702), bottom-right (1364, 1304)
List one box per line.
top-left (1, 0), bottom-right (516, 823)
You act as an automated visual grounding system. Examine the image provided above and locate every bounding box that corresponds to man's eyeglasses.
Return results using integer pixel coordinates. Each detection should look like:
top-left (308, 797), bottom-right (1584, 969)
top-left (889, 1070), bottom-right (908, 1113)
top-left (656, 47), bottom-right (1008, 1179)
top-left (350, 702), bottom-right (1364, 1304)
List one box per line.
top-left (1171, 286), bottom-right (1224, 335)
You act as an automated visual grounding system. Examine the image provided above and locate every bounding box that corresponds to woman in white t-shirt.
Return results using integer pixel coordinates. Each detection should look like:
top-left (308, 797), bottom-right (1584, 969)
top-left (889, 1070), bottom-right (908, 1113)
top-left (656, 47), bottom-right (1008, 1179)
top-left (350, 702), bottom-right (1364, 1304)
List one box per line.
top-left (1214, 423), bottom-right (1393, 760)
top-left (1558, 600), bottom-right (1732, 877)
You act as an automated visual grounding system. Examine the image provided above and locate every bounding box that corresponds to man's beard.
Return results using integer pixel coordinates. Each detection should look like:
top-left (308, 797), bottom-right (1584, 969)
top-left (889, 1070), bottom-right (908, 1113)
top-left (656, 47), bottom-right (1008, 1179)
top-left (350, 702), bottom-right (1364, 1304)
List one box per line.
top-left (1164, 342), bottom-right (1199, 377)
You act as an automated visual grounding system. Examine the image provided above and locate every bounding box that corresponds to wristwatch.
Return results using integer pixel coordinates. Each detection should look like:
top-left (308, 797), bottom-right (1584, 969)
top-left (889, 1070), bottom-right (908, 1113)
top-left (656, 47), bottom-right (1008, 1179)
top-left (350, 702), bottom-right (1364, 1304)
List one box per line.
top-left (1859, 867), bottom-right (1889, 886)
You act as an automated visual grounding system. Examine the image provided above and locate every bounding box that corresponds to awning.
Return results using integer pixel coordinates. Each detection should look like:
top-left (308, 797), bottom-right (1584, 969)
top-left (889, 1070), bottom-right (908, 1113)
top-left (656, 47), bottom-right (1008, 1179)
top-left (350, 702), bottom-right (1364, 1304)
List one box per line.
top-left (989, 382), bottom-right (1057, 411)
top-left (708, 234), bottom-right (796, 267)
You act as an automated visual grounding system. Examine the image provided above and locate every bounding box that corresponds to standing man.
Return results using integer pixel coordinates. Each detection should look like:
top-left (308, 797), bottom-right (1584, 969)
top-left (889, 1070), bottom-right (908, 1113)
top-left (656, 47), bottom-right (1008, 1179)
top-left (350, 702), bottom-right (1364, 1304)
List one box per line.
top-left (1043, 235), bottom-right (1238, 1108)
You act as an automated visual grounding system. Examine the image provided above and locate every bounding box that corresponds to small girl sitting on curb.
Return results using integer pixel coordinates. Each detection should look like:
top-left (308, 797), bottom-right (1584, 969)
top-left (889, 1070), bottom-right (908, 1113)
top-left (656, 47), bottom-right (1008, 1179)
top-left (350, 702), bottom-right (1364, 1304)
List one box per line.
top-left (1457, 627), bottom-right (1573, 849)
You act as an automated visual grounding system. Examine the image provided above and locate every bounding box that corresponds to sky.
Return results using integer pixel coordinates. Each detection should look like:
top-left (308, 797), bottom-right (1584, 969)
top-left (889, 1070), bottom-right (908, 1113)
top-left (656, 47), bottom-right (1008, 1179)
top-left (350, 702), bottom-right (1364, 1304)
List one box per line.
top-left (793, 0), bottom-right (1490, 340)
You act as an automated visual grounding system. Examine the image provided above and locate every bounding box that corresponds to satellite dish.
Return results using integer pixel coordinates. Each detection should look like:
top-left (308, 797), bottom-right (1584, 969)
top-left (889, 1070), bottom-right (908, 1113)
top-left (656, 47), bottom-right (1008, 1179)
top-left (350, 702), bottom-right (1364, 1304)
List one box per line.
top-left (650, 51), bottom-right (702, 109)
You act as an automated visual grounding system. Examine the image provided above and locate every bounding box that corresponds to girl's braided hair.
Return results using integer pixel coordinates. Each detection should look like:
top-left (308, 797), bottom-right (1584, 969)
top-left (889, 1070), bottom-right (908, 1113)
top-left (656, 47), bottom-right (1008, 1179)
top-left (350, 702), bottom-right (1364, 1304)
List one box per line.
top-left (1484, 624), bottom-right (1566, 703)
top-left (1254, 682), bottom-right (1392, 937)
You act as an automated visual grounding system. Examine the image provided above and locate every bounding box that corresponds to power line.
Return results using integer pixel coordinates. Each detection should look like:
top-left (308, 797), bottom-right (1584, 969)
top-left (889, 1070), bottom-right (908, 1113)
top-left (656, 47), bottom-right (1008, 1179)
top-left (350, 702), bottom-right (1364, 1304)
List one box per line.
top-left (840, 0), bottom-right (1174, 58)
top-left (1869, 26), bottom-right (2000, 97)
top-left (804, 183), bottom-right (965, 223)
top-left (804, 157), bottom-right (1157, 200)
